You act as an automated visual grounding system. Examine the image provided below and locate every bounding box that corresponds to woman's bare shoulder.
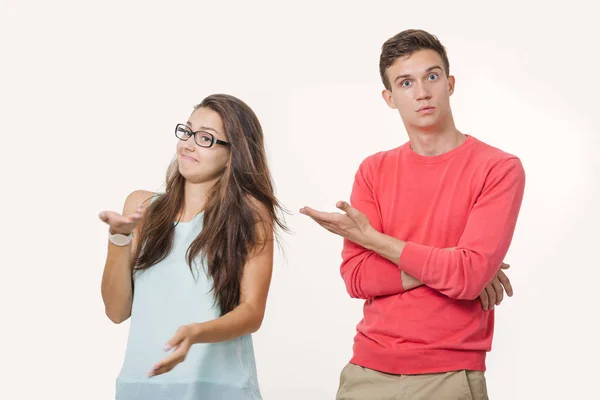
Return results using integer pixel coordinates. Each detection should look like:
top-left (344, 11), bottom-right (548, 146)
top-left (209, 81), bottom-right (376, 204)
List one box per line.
top-left (123, 190), bottom-right (157, 213)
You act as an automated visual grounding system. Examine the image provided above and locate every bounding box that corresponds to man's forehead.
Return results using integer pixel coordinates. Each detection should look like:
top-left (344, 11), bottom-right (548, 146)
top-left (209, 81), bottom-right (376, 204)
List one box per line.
top-left (390, 49), bottom-right (443, 71)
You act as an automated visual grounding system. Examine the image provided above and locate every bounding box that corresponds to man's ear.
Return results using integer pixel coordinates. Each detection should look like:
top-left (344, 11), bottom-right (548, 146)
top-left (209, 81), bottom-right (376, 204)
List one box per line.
top-left (448, 75), bottom-right (455, 96)
top-left (382, 89), bottom-right (397, 109)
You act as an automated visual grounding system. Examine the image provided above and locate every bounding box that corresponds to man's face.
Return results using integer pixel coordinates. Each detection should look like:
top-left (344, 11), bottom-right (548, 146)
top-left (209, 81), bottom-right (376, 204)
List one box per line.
top-left (382, 49), bottom-right (455, 131)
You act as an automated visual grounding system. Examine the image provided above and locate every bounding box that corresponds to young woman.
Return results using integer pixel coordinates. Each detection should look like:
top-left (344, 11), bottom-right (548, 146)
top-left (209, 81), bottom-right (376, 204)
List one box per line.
top-left (99, 94), bottom-right (286, 399)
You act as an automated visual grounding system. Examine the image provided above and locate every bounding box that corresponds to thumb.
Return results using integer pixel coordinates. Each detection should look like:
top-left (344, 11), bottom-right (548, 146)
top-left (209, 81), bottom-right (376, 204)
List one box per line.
top-left (500, 262), bottom-right (510, 270)
top-left (336, 201), bottom-right (356, 216)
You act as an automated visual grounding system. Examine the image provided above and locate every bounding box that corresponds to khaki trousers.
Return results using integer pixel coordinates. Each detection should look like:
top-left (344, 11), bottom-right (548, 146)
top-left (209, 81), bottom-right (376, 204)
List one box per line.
top-left (336, 363), bottom-right (488, 400)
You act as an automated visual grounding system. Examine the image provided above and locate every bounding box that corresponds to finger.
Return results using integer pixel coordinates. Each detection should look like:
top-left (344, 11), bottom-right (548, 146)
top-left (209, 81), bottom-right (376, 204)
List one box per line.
top-left (485, 286), bottom-right (496, 310)
top-left (131, 204), bottom-right (147, 217)
top-left (124, 213), bottom-right (143, 224)
top-left (99, 211), bottom-right (133, 228)
top-left (164, 331), bottom-right (185, 351)
top-left (305, 213), bottom-right (343, 232)
top-left (299, 206), bottom-right (319, 217)
top-left (479, 290), bottom-right (489, 310)
top-left (299, 207), bottom-right (340, 223)
top-left (501, 262), bottom-right (510, 270)
top-left (491, 278), bottom-right (504, 305)
top-left (314, 221), bottom-right (341, 235)
top-left (113, 215), bottom-right (138, 228)
top-left (103, 211), bottom-right (126, 221)
top-left (126, 206), bottom-right (146, 220)
top-left (497, 270), bottom-right (513, 297)
top-left (304, 214), bottom-right (326, 227)
top-left (149, 360), bottom-right (177, 377)
top-left (149, 364), bottom-right (170, 377)
top-left (150, 347), bottom-right (185, 376)
top-left (98, 211), bottom-right (118, 223)
top-left (150, 353), bottom-right (179, 376)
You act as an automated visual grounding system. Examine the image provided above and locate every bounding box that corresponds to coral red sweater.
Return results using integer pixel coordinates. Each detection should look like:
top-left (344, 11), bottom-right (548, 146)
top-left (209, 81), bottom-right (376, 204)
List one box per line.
top-left (341, 135), bottom-right (525, 374)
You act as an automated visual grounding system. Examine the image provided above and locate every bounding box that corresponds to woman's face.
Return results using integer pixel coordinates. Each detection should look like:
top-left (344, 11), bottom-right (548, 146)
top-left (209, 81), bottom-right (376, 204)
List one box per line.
top-left (176, 107), bottom-right (231, 184)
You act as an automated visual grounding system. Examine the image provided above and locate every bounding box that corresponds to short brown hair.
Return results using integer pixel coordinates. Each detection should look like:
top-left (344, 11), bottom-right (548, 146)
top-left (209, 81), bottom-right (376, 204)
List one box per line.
top-left (379, 29), bottom-right (450, 90)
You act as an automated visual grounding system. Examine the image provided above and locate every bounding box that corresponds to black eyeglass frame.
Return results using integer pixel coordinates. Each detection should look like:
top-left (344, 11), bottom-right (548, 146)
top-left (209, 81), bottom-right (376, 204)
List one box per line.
top-left (175, 123), bottom-right (230, 148)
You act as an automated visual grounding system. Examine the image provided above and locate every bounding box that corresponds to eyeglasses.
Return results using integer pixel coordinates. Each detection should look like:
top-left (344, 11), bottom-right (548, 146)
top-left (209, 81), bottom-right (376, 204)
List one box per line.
top-left (175, 123), bottom-right (230, 148)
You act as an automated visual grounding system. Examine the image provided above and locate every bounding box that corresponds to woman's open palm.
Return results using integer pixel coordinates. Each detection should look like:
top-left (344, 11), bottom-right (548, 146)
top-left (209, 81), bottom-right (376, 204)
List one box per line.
top-left (99, 205), bottom-right (145, 235)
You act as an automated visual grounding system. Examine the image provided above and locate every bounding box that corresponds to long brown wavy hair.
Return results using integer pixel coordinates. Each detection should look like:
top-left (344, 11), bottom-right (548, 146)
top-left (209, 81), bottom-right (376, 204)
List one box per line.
top-left (132, 94), bottom-right (287, 315)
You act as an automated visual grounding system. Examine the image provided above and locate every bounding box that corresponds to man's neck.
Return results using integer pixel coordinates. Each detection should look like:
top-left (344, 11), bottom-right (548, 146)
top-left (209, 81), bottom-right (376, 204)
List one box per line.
top-left (406, 122), bottom-right (466, 157)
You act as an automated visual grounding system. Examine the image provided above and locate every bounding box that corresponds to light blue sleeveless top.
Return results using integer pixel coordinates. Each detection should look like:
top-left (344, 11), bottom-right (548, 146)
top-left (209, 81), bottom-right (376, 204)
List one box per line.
top-left (115, 206), bottom-right (262, 400)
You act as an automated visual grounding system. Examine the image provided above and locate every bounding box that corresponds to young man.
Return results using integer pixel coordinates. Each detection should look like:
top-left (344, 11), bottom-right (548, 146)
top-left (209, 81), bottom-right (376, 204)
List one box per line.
top-left (300, 29), bottom-right (525, 399)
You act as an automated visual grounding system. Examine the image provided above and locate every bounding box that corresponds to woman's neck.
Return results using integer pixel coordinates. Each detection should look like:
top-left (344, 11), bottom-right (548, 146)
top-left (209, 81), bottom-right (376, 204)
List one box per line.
top-left (179, 179), bottom-right (215, 221)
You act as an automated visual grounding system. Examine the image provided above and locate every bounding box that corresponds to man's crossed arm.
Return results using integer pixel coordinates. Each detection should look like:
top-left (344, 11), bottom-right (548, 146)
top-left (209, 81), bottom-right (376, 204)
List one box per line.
top-left (300, 202), bottom-right (513, 310)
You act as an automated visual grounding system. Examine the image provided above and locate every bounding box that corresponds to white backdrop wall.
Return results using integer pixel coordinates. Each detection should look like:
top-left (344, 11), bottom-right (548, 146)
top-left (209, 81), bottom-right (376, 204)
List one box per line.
top-left (1, 1), bottom-right (598, 399)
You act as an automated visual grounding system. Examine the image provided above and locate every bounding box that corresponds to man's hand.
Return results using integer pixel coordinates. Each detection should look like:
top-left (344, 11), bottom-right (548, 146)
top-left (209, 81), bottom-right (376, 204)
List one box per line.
top-left (401, 271), bottom-right (423, 291)
top-left (479, 263), bottom-right (513, 310)
top-left (299, 201), bottom-right (377, 248)
top-left (402, 263), bottom-right (514, 310)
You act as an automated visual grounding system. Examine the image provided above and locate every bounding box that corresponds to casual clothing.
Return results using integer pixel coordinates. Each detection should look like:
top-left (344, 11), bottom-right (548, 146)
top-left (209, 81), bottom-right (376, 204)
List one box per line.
top-left (341, 135), bottom-right (525, 375)
top-left (336, 362), bottom-right (488, 400)
top-left (116, 209), bottom-right (262, 400)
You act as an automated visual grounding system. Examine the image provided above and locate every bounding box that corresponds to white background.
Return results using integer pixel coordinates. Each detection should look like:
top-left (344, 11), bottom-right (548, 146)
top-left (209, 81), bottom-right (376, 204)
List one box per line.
top-left (1, 0), bottom-right (598, 399)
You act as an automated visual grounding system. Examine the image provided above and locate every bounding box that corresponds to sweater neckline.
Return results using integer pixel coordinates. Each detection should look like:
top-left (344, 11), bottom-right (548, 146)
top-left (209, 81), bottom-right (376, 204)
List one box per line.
top-left (402, 134), bottom-right (476, 165)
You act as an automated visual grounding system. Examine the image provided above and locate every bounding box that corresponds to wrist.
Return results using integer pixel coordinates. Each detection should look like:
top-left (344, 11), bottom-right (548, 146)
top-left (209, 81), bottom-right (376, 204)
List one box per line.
top-left (108, 230), bottom-right (134, 246)
top-left (188, 322), bottom-right (205, 344)
top-left (365, 230), bottom-right (406, 265)
top-left (109, 228), bottom-right (132, 235)
top-left (363, 228), bottom-right (383, 252)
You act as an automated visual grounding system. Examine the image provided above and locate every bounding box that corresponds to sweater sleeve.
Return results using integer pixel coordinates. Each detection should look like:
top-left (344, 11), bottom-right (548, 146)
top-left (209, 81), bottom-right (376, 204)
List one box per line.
top-left (398, 157), bottom-right (526, 300)
top-left (340, 155), bottom-right (405, 299)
